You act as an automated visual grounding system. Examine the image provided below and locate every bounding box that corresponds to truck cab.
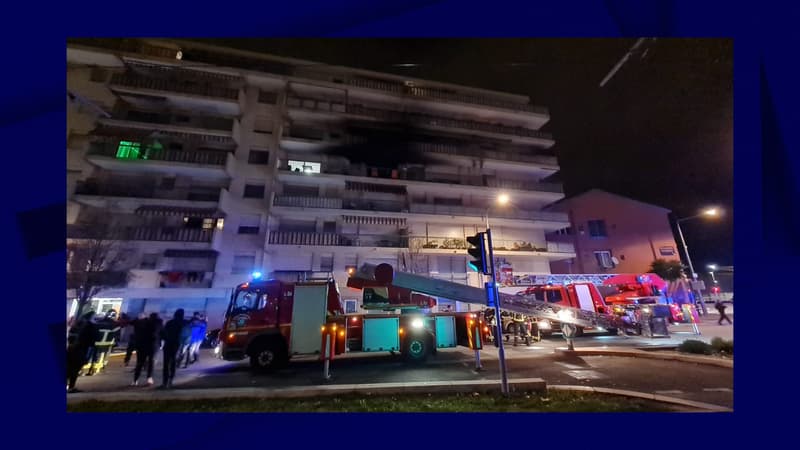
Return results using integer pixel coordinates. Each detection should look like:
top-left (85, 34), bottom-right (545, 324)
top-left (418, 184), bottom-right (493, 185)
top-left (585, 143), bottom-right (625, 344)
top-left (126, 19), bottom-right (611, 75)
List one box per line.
top-left (515, 283), bottom-right (613, 337)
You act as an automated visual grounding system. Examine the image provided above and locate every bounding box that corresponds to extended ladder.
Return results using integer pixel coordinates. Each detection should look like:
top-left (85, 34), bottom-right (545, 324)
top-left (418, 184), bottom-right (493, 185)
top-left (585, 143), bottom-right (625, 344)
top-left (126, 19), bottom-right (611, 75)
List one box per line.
top-left (353, 264), bottom-right (626, 330)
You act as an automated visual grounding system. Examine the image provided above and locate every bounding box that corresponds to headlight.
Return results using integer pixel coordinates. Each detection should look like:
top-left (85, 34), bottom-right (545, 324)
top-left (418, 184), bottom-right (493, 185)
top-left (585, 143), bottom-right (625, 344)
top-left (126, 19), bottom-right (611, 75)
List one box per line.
top-left (538, 320), bottom-right (551, 329)
top-left (411, 318), bottom-right (423, 329)
top-left (557, 309), bottom-right (574, 322)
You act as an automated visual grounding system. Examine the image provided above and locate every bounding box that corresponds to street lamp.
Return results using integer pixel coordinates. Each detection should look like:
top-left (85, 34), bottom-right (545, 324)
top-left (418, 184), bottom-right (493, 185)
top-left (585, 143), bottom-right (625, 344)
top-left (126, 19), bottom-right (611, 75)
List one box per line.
top-left (486, 193), bottom-right (510, 229)
top-left (675, 207), bottom-right (721, 314)
top-left (707, 264), bottom-right (718, 284)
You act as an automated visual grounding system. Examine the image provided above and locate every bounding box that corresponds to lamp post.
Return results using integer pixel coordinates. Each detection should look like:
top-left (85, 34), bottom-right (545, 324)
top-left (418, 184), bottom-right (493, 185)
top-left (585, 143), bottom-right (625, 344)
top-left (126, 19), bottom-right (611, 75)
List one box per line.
top-left (707, 264), bottom-right (718, 284)
top-left (675, 207), bottom-right (719, 315)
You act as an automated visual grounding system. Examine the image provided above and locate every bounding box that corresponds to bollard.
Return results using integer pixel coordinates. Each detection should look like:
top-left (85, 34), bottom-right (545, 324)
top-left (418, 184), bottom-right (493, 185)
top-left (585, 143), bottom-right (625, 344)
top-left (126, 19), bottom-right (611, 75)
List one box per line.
top-left (323, 332), bottom-right (332, 380)
top-left (474, 325), bottom-right (483, 371)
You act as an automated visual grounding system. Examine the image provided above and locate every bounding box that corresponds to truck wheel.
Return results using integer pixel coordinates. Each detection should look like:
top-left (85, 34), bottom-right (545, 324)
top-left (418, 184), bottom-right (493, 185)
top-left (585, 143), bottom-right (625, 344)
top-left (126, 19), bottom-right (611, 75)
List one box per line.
top-left (403, 333), bottom-right (431, 363)
top-left (606, 328), bottom-right (618, 336)
top-left (249, 340), bottom-right (287, 373)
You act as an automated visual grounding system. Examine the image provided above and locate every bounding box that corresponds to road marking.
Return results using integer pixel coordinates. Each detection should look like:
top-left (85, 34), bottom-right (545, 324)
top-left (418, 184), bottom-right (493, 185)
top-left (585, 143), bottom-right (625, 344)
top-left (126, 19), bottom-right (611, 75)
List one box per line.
top-left (555, 362), bottom-right (586, 370)
top-left (703, 387), bottom-right (733, 392)
top-left (564, 370), bottom-right (606, 380)
top-left (655, 390), bottom-right (684, 395)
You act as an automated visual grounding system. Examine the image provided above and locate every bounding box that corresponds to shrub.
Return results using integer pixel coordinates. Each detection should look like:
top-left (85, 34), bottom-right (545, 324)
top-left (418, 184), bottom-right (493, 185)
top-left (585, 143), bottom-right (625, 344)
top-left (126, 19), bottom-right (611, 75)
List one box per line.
top-left (677, 339), bottom-right (713, 355)
top-left (711, 337), bottom-right (734, 355)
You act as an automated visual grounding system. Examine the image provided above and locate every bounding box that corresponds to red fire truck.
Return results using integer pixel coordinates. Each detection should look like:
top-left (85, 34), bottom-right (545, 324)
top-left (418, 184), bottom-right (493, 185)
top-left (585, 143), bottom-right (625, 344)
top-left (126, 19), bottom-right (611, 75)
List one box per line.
top-left (513, 283), bottom-right (619, 338)
top-left (218, 274), bottom-right (487, 372)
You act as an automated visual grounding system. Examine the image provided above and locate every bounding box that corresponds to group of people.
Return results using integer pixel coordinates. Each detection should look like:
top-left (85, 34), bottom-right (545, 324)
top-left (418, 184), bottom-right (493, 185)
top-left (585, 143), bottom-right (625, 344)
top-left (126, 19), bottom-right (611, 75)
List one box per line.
top-left (66, 308), bottom-right (208, 393)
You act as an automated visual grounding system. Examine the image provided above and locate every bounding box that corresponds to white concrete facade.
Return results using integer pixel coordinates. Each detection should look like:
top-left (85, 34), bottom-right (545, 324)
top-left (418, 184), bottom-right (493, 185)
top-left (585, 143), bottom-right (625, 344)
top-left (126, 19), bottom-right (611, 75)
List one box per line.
top-left (66, 39), bottom-right (575, 330)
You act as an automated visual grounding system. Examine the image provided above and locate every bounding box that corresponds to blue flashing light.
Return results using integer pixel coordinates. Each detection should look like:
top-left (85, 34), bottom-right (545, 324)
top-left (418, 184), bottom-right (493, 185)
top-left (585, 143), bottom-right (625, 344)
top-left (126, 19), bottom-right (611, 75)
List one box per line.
top-left (251, 271), bottom-right (263, 280)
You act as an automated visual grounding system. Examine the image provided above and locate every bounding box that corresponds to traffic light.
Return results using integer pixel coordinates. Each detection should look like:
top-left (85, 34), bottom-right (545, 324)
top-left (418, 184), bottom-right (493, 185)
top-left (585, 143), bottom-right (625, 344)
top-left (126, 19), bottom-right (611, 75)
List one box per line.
top-left (467, 232), bottom-right (488, 274)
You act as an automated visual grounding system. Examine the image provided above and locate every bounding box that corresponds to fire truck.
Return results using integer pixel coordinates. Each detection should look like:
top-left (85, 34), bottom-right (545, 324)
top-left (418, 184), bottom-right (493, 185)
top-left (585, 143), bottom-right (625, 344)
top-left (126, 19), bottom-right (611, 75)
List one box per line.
top-left (218, 272), bottom-right (488, 372)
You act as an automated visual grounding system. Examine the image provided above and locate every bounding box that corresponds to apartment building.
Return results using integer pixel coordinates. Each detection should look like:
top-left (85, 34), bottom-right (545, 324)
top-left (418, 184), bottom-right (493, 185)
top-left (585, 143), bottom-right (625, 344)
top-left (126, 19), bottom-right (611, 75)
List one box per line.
top-left (545, 189), bottom-right (680, 275)
top-left (66, 39), bottom-right (575, 328)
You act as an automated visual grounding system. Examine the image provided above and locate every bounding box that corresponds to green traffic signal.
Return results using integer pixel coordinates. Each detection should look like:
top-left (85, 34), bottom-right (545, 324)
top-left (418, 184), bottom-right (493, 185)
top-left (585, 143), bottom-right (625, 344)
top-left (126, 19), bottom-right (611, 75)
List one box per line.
top-left (467, 232), bottom-right (488, 274)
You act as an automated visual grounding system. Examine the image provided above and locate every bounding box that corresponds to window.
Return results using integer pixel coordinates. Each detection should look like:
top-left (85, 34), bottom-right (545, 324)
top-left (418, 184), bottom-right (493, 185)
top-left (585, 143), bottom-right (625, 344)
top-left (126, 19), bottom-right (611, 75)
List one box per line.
top-left (322, 221), bottom-right (336, 233)
top-left (258, 91), bottom-right (277, 104)
top-left (116, 140), bottom-right (163, 160)
top-left (344, 299), bottom-right (358, 314)
top-left (288, 160), bottom-right (321, 174)
top-left (232, 255), bottom-right (256, 274)
top-left (175, 115), bottom-right (190, 123)
top-left (283, 184), bottom-right (319, 196)
top-left (588, 220), bottom-right (607, 238)
top-left (140, 253), bottom-right (159, 270)
top-left (202, 218), bottom-right (215, 230)
top-left (169, 143), bottom-right (183, 151)
top-left (594, 251), bottom-right (614, 269)
top-left (238, 214), bottom-right (261, 234)
top-left (320, 254), bottom-right (334, 272)
top-left (248, 149), bottom-right (270, 165)
top-left (243, 184), bottom-right (265, 199)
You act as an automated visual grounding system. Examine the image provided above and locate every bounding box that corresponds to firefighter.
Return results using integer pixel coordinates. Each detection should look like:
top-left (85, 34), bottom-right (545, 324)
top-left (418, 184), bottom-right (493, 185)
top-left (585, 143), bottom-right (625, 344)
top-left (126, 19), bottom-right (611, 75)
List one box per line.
top-left (67, 311), bottom-right (97, 393)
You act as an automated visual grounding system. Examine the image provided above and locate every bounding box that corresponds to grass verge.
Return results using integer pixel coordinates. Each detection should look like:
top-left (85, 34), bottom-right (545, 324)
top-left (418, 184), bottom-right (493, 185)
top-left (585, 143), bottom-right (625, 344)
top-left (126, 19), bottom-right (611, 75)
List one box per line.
top-left (68, 390), bottom-right (683, 412)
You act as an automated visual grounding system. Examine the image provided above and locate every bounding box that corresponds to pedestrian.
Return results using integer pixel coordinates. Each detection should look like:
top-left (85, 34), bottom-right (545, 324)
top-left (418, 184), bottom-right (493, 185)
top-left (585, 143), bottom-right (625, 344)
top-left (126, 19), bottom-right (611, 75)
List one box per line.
top-left (66, 311), bottom-right (98, 393)
top-left (160, 309), bottom-right (186, 389)
top-left (131, 313), bottom-right (161, 386)
top-left (715, 300), bottom-right (732, 325)
top-left (124, 313), bottom-right (145, 367)
top-left (178, 314), bottom-right (194, 369)
top-left (185, 312), bottom-right (207, 367)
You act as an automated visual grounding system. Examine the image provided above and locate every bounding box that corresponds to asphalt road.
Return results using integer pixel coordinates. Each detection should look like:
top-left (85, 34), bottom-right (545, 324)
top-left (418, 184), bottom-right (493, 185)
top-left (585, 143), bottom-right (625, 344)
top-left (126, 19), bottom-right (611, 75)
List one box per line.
top-left (74, 324), bottom-right (733, 409)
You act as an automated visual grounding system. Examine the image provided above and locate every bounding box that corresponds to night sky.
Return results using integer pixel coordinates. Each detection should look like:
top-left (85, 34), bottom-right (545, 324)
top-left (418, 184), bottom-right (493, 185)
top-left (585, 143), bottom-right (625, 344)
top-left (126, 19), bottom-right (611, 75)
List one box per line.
top-left (202, 38), bottom-right (733, 269)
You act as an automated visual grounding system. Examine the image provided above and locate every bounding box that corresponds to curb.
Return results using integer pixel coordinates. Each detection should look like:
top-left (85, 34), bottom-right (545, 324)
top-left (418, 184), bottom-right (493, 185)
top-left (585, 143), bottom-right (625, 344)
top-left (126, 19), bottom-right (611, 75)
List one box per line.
top-left (67, 378), bottom-right (547, 404)
top-left (555, 348), bottom-right (733, 368)
top-left (548, 385), bottom-right (732, 412)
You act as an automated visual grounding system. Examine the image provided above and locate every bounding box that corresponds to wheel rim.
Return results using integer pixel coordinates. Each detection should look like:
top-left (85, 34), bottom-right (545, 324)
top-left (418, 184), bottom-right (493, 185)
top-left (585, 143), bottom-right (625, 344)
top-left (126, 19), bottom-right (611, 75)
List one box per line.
top-left (257, 349), bottom-right (274, 366)
top-left (409, 340), bottom-right (424, 356)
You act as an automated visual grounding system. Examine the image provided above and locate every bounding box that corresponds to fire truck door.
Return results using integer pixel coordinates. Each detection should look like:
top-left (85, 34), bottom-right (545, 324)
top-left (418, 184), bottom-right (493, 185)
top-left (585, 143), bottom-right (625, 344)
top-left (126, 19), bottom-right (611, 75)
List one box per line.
top-left (574, 284), bottom-right (596, 312)
top-left (289, 285), bottom-right (329, 355)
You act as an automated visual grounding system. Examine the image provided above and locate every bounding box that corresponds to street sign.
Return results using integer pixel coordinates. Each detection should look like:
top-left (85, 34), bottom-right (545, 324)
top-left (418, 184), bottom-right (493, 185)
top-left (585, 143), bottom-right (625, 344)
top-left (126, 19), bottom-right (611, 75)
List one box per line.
top-left (485, 281), bottom-right (496, 307)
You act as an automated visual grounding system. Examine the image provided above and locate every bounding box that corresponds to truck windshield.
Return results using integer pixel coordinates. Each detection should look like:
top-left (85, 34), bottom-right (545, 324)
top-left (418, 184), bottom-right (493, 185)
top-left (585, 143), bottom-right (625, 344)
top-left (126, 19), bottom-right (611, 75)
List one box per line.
top-left (533, 289), bottom-right (562, 303)
top-left (228, 290), bottom-right (266, 315)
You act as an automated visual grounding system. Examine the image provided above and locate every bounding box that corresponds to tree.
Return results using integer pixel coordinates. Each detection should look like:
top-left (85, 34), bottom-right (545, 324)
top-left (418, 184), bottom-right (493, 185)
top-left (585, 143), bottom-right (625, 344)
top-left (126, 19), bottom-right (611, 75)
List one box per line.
top-left (402, 236), bottom-right (429, 275)
top-left (648, 259), bottom-right (684, 281)
top-left (67, 218), bottom-right (135, 319)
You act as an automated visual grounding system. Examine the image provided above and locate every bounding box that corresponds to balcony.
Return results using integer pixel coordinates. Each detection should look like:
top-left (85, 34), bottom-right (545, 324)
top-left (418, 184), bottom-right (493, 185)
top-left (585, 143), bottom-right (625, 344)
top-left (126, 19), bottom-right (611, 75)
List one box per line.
top-left (109, 71), bottom-right (240, 116)
top-left (158, 271), bottom-right (214, 288)
top-left (409, 237), bottom-right (575, 257)
top-left (127, 227), bottom-right (215, 243)
top-left (99, 108), bottom-right (235, 143)
top-left (345, 77), bottom-right (549, 116)
top-left (412, 142), bottom-right (558, 169)
top-left (67, 225), bottom-right (214, 243)
top-left (278, 163), bottom-right (562, 195)
top-left (286, 99), bottom-right (553, 146)
top-left (74, 180), bottom-right (221, 204)
top-left (86, 142), bottom-right (231, 179)
top-left (273, 195), bottom-right (343, 209)
top-left (408, 203), bottom-right (568, 223)
top-left (268, 231), bottom-right (407, 248)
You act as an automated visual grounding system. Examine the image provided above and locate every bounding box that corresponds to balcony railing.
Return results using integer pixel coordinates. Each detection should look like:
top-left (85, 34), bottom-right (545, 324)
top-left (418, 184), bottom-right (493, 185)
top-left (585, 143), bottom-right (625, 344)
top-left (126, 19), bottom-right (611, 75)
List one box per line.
top-left (158, 271), bottom-right (214, 288)
top-left (67, 225), bottom-right (214, 243)
top-left (68, 38), bottom-right (179, 59)
top-left (127, 227), bottom-right (214, 242)
top-left (116, 109), bottom-right (235, 132)
top-left (273, 196), bottom-right (343, 209)
top-left (74, 181), bottom-right (221, 202)
top-left (409, 203), bottom-right (568, 222)
top-left (411, 236), bottom-right (550, 252)
top-left (412, 142), bottom-right (558, 167)
top-left (268, 231), bottom-right (407, 248)
top-left (279, 164), bottom-right (562, 194)
top-left (285, 97), bottom-right (551, 142)
top-left (110, 73), bottom-right (240, 100)
top-left (88, 144), bottom-right (228, 166)
top-left (344, 77), bottom-right (549, 115)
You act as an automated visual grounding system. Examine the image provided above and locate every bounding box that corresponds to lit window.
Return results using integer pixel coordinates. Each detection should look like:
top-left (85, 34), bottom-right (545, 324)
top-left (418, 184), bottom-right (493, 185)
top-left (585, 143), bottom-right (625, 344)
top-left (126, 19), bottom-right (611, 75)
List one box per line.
top-left (203, 218), bottom-right (215, 230)
top-left (288, 160), bottom-right (321, 174)
top-left (216, 218), bottom-right (225, 230)
top-left (116, 141), bottom-right (142, 159)
top-left (594, 251), bottom-right (614, 269)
